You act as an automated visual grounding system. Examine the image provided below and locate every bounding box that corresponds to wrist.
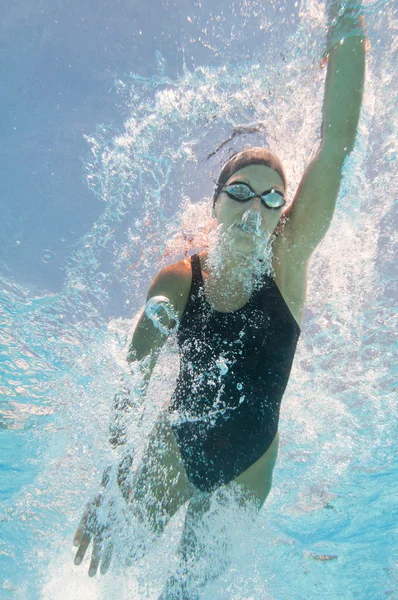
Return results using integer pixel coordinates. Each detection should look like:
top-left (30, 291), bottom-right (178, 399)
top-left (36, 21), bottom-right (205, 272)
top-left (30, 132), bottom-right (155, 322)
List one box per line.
top-left (117, 453), bottom-right (134, 502)
top-left (326, 1), bottom-right (366, 51)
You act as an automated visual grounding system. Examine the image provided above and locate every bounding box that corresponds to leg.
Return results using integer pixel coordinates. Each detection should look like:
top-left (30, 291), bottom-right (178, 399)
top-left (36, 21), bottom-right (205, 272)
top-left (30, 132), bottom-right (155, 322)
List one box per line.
top-left (233, 430), bottom-right (279, 507)
top-left (118, 414), bottom-right (195, 563)
top-left (158, 432), bottom-right (280, 599)
top-left (158, 493), bottom-right (224, 600)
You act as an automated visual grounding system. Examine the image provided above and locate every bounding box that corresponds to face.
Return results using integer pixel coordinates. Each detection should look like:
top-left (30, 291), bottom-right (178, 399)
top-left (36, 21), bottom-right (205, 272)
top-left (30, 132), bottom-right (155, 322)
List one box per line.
top-left (213, 165), bottom-right (285, 253)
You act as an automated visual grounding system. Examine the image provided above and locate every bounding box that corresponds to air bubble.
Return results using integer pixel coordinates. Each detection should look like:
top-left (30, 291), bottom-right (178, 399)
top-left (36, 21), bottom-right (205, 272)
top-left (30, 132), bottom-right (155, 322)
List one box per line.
top-left (41, 249), bottom-right (55, 264)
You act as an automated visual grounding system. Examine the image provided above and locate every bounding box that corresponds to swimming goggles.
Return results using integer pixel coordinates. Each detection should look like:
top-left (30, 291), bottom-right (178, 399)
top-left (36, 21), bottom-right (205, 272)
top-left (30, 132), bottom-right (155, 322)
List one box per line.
top-left (222, 181), bottom-right (286, 209)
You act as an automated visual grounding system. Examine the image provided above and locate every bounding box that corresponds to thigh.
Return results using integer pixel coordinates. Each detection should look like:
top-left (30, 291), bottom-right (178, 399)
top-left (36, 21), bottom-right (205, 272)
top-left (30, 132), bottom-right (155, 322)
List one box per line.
top-left (131, 414), bottom-right (195, 532)
top-left (232, 431), bottom-right (280, 508)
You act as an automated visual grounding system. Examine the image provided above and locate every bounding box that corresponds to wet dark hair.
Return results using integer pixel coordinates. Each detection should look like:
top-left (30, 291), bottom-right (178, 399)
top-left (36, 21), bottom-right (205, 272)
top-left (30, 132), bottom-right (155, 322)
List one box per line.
top-left (212, 147), bottom-right (287, 207)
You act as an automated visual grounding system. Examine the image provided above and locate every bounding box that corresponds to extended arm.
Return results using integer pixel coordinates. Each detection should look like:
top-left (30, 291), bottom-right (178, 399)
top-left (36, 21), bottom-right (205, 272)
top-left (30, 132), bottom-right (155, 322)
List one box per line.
top-left (73, 264), bottom-right (185, 575)
top-left (280, 1), bottom-right (366, 260)
top-left (109, 267), bottom-right (184, 495)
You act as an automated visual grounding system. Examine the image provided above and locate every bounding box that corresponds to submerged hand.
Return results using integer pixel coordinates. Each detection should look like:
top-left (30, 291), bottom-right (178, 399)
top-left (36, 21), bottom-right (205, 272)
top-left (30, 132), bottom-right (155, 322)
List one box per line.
top-left (73, 493), bottom-right (114, 576)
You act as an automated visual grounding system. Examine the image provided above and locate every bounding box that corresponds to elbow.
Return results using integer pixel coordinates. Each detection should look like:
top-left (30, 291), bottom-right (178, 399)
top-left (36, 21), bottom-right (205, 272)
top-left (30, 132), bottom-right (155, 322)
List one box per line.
top-left (321, 114), bottom-right (361, 161)
top-left (127, 346), bottom-right (149, 364)
top-left (321, 134), bottom-right (357, 165)
top-left (127, 341), bottom-right (160, 367)
top-left (127, 346), bottom-right (138, 363)
top-left (337, 134), bottom-right (357, 157)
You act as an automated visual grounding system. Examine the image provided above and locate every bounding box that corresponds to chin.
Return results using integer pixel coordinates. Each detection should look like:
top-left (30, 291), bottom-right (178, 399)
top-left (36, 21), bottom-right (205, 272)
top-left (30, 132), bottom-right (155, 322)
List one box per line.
top-left (229, 235), bottom-right (261, 255)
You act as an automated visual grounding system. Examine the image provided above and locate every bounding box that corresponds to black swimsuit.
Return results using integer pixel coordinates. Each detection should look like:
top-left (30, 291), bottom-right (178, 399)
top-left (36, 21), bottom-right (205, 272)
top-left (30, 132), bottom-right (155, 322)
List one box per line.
top-left (169, 254), bottom-right (300, 492)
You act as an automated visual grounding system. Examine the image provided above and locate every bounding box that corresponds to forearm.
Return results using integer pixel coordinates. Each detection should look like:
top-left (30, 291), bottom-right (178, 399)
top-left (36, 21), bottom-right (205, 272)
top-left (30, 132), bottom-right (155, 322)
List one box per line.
top-left (109, 293), bottom-right (178, 496)
top-left (111, 295), bottom-right (177, 448)
top-left (109, 353), bottom-right (158, 449)
top-left (326, 0), bottom-right (366, 49)
top-left (322, 1), bottom-right (366, 156)
top-left (108, 353), bottom-right (158, 500)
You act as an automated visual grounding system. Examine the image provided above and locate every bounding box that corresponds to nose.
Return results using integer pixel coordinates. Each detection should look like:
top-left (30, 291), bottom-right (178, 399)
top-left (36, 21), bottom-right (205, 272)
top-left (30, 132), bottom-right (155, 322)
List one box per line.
top-left (249, 196), bottom-right (262, 211)
top-left (241, 209), bottom-right (262, 233)
top-left (243, 197), bottom-right (262, 223)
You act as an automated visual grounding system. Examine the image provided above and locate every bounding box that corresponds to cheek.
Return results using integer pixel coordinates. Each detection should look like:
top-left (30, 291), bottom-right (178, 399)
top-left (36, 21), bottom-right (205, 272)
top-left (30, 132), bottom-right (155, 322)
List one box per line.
top-left (261, 211), bottom-right (281, 233)
top-left (217, 201), bottom-right (236, 222)
top-left (273, 211), bottom-right (282, 224)
top-left (272, 213), bottom-right (283, 231)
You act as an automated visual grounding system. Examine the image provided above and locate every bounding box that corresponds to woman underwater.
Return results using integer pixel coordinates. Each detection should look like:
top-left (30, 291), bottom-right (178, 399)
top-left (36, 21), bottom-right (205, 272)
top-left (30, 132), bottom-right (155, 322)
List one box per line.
top-left (73, 2), bottom-right (366, 598)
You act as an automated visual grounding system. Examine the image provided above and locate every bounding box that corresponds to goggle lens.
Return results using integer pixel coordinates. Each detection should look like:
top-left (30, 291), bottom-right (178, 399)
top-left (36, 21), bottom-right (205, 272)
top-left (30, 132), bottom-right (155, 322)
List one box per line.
top-left (224, 183), bottom-right (285, 209)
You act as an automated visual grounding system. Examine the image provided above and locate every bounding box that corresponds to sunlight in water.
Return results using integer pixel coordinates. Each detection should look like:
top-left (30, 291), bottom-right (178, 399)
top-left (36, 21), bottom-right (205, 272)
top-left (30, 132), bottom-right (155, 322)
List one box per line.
top-left (1, 1), bottom-right (396, 599)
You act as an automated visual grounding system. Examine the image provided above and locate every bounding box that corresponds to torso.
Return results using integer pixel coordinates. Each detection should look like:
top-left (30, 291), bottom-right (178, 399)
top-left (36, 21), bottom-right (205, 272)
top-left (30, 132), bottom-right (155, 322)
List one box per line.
top-left (169, 245), bottom-right (307, 329)
top-left (168, 253), bottom-right (301, 492)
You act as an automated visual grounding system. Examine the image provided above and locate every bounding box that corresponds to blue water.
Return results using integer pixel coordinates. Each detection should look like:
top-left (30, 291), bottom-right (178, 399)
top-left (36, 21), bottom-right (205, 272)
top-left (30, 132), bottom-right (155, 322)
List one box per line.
top-left (1, 1), bottom-right (397, 598)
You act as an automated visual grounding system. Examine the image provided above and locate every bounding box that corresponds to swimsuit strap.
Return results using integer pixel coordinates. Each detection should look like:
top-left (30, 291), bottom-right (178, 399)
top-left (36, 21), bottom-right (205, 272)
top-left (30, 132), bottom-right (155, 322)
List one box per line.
top-left (190, 253), bottom-right (204, 297)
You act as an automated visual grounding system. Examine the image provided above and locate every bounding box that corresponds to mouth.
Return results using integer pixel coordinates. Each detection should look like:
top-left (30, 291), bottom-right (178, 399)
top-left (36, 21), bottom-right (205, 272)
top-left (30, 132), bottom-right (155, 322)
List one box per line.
top-left (239, 212), bottom-right (263, 237)
top-left (235, 223), bottom-right (261, 237)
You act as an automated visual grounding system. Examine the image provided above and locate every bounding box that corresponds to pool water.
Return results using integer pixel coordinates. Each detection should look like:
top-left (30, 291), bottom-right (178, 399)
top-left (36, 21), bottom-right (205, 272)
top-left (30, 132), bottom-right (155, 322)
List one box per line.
top-left (1, 1), bottom-right (397, 598)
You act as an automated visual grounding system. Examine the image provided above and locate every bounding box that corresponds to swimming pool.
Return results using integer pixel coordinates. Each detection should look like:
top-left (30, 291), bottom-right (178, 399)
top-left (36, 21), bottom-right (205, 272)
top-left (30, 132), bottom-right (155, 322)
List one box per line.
top-left (1, 1), bottom-right (397, 598)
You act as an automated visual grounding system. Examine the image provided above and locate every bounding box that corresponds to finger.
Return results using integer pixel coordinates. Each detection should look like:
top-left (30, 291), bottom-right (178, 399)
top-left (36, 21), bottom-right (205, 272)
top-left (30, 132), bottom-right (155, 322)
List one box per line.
top-left (73, 524), bottom-right (86, 547)
top-left (74, 533), bottom-right (91, 566)
top-left (100, 541), bottom-right (113, 575)
top-left (73, 509), bottom-right (90, 546)
top-left (88, 537), bottom-right (103, 577)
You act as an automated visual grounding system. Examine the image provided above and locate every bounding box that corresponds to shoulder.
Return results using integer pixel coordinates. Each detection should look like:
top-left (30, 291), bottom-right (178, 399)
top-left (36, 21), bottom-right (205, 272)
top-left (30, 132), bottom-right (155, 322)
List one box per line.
top-left (147, 256), bottom-right (193, 317)
top-left (272, 230), bottom-right (308, 328)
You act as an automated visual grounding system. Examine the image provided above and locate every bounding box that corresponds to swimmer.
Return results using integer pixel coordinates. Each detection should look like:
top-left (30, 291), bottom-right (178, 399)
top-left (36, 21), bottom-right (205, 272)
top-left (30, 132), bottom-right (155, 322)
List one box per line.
top-left (73, 2), bottom-right (366, 597)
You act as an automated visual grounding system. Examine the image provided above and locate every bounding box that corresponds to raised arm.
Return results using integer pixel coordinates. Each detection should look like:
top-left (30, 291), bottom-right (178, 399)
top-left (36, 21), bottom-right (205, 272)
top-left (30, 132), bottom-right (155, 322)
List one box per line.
top-left (280, 1), bottom-right (366, 261)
